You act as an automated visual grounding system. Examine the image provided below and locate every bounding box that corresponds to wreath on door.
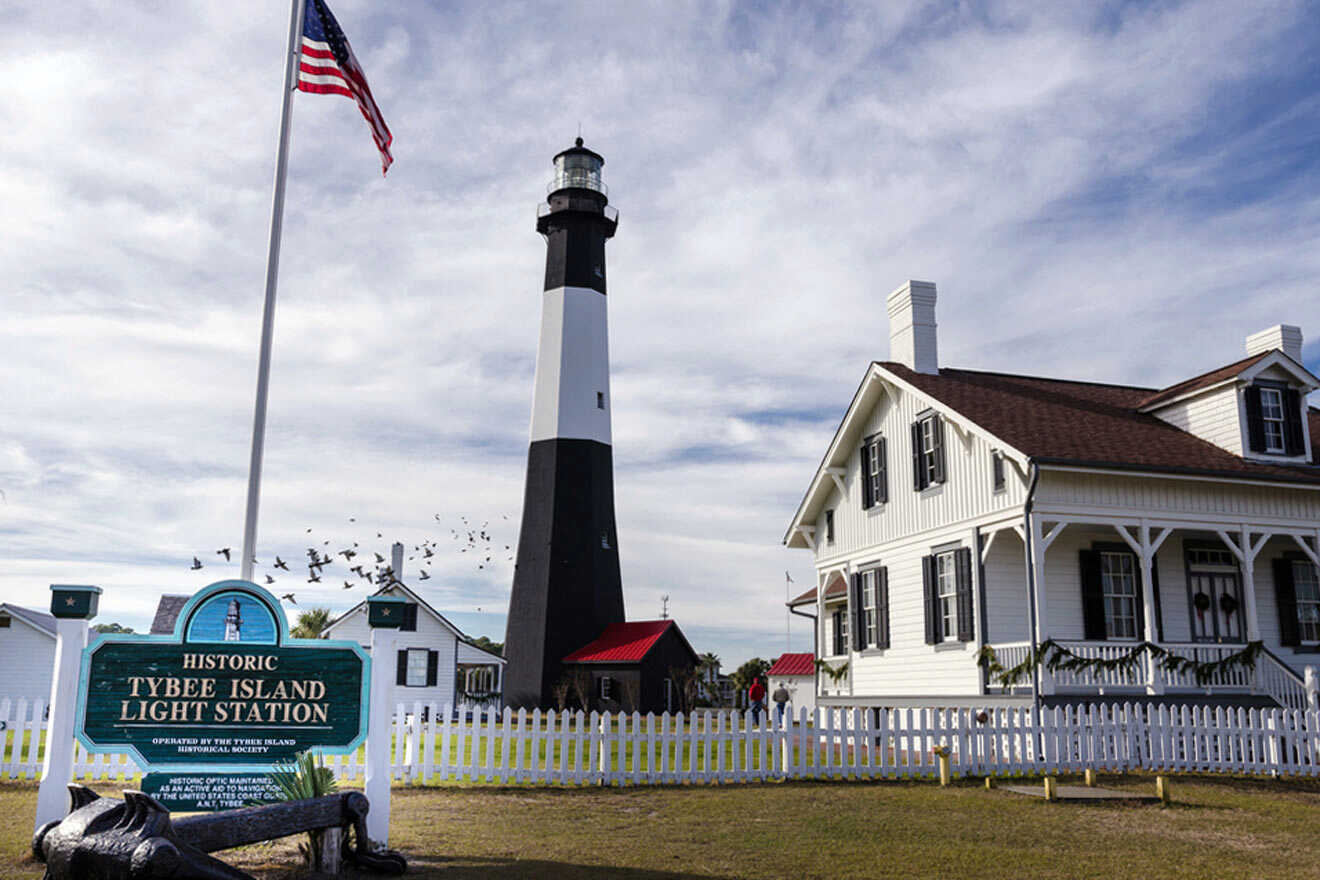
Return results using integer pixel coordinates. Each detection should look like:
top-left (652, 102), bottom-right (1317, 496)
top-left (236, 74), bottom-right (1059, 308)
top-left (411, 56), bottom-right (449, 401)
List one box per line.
top-left (1193, 591), bottom-right (1211, 619)
top-left (1220, 593), bottom-right (1240, 617)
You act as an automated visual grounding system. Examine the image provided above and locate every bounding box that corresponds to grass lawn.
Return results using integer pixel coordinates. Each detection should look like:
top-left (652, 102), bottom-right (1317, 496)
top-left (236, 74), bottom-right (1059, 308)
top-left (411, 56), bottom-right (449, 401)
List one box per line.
top-left (6, 774), bottom-right (1320, 879)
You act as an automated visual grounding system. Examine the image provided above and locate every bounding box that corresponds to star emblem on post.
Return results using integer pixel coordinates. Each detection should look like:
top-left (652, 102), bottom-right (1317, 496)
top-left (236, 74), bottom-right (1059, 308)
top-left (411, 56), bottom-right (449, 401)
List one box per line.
top-left (66, 597), bottom-right (76, 606)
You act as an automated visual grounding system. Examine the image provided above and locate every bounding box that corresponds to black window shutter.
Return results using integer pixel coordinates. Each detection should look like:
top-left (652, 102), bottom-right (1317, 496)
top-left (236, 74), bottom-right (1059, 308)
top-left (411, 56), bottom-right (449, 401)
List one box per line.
top-left (955, 547), bottom-right (974, 642)
top-left (911, 422), bottom-right (925, 490)
top-left (1283, 388), bottom-right (1305, 455)
top-left (931, 418), bottom-right (946, 484)
top-left (851, 573), bottom-right (865, 651)
top-left (860, 444), bottom-right (873, 508)
top-left (1150, 554), bottom-right (1163, 642)
top-left (396, 649), bottom-right (408, 686)
top-left (922, 555), bottom-right (940, 644)
top-left (877, 567), bottom-right (890, 649)
top-left (1079, 550), bottom-right (1107, 641)
top-left (426, 650), bottom-right (439, 687)
top-left (1244, 386), bottom-right (1266, 452)
top-left (877, 437), bottom-right (889, 503)
top-left (1274, 558), bottom-right (1300, 646)
top-left (832, 610), bottom-right (845, 655)
top-left (401, 603), bottom-right (418, 631)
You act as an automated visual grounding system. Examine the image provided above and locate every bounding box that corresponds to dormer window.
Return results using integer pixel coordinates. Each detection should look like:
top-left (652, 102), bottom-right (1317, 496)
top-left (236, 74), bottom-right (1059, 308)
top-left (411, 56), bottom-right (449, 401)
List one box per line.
top-left (1260, 387), bottom-right (1285, 452)
top-left (1245, 382), bottom-right (1305, 457)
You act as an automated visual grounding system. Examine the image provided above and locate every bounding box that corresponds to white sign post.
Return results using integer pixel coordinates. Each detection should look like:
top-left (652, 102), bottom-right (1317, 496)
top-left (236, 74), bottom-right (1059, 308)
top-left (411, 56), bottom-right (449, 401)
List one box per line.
top-left (364, 595), bottom-right (405, 845)
top-left (34, 585), bottom-right (99, 833)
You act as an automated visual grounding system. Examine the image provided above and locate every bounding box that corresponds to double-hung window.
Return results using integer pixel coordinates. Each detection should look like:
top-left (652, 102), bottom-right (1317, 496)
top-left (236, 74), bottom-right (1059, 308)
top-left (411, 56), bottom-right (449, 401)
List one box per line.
top-left (861, 434), bottom-right (887, 508)
top-left (831, 608), bottom-right (848, 656)
top-left (992, 451), bottom-right (1006, 492)
top-left (405, 648), bottom-right (429, 687)
top-left (1260, 387), bottom-right (1286, 453)
top-left (1295, 561), bottom-right (1320, 642)
top-left (936, 552), bottom-right (957, 640)
top-left (861, 570), bottom-right (878, 647)
top-left (911, 414), bottom-right (946, 491)
top-left (1100, 552), bottom-right (1139, 639)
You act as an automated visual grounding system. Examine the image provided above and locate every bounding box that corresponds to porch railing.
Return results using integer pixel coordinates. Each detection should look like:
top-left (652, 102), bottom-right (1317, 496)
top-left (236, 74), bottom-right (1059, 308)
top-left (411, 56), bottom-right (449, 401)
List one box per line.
top-left (985, 640), bottom-right (1313, 709)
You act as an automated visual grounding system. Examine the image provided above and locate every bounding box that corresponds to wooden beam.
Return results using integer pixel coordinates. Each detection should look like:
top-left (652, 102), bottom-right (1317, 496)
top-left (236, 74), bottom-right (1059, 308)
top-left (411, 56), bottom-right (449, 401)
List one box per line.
top-left (825, 467), bottom-right (847, 498)
top-left (980, 528), bottom-right (1000, 565)
top-left (1039, 522), bottom-right (1068, 552)
top-left (1291, 534), bottom-right (1320, 568)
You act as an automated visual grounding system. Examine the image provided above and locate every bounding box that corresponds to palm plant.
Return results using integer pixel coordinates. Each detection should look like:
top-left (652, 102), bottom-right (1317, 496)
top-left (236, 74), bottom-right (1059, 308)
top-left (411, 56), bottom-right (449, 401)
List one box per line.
top-left (290, 607), bottom-right (333, 639)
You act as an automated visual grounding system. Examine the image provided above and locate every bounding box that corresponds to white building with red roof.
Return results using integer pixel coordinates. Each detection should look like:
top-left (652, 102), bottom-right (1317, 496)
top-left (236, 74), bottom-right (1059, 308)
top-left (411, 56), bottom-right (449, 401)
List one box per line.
top-left (785, 280), bottom-right (1320, 710)
top-left (766, 652), bottom-right (818, 715)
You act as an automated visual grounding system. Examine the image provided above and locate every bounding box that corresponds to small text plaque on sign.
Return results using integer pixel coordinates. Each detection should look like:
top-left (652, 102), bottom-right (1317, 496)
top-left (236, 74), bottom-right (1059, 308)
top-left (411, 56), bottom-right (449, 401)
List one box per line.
top-left (141, 772), bottom-right (283, 812)
top-left (75, 580), bottom-right (369, 774)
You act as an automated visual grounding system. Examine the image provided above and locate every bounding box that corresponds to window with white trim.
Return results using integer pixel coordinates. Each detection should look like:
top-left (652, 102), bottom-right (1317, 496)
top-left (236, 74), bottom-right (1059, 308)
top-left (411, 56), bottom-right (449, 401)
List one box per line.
top-left (1295, 561), bottom-right (1320, 642)
top-left (861, 434), bottom-right (887, 508)
top-left (861, 569), bottom-right (878, 647)
top-left (599, 675), bottom-right (613, 700)
top-left (1100, 552), bottom-right (1139, 639)
top-left (1260, 387), bottom-right (1286, 452)
top-left (920, 418), bottom-right (940, 487)
top-left (992, 451), bottom-right (1006, 492)
top-left (405, 648), bottom-right (429, 687)
top-left (831, 608), bottom-right (848, 656)
top-left (936, 552), bottom-right (957, 640)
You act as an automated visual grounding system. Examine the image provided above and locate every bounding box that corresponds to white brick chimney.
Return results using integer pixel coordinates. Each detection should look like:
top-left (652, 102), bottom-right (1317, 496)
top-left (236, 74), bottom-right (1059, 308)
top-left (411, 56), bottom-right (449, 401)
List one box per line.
top-left (1245, 324), bottom-right (1303, 363)
top-left (887, 280), bottom-right (939, 375)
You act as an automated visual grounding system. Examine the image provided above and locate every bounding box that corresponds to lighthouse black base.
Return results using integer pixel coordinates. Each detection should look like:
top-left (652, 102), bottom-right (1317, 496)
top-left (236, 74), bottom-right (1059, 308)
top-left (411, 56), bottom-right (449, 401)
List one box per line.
top-left (504, 438), bottom-right (625, 708)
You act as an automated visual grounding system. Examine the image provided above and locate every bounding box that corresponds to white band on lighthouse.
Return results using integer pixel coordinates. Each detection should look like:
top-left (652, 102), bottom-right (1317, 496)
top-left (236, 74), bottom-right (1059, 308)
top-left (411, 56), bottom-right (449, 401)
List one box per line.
top-left (529, 285), bottom-right (613, 445)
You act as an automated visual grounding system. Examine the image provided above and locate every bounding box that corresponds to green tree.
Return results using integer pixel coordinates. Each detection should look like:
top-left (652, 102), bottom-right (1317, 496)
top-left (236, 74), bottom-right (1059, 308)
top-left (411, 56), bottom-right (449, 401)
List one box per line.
top-left (92, 622), bottom-right (134, 634)
top-left (468, 635), bottom-right (503, 656)
top-left (290, 607), bottom-right (332, 640)
top-left (730, 657), bottom-right (771, 698)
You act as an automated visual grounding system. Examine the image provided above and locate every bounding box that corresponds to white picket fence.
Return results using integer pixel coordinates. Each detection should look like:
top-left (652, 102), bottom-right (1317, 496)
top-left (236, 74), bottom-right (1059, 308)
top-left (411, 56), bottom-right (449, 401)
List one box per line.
top-left (5, 696), bottom-right (1320, 784)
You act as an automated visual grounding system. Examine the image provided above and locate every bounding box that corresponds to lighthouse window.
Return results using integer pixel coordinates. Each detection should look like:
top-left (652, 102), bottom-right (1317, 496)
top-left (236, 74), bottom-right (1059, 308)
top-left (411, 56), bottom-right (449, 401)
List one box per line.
top-left (596, 392), bottom-right (605, 409)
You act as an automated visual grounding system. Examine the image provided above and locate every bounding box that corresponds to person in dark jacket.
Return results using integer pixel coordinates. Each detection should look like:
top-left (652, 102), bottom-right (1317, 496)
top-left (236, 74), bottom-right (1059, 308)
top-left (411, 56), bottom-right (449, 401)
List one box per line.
top-left (748, 677), bottom-right (767, 725)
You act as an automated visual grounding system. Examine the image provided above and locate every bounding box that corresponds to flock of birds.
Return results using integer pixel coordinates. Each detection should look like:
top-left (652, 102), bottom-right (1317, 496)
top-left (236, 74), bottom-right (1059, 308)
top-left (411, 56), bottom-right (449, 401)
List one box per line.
top-left (191, 514), bottom-right (513, 604)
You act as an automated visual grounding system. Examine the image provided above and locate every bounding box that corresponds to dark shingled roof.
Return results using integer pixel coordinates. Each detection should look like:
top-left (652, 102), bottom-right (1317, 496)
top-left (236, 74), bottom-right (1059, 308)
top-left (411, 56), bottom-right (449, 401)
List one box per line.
top-left (150, 595), bottom-right (190, 635)
top-left (0, 604), bottom-right (57, 635)
top-left (1135, 352), bottom-right (1271, 410)
top-left (878, 362), bottom-right (1320, 484)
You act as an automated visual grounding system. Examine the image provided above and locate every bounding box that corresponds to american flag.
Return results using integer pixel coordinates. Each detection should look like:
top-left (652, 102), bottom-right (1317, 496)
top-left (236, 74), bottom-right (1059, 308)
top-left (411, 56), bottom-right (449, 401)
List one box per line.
top-left (297, 0), bottom-right (393, 174)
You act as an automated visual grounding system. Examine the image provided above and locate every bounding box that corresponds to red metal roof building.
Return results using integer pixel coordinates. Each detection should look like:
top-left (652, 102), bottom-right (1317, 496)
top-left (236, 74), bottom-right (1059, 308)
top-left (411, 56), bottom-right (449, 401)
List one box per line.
top-left (767, 652), bottom-right (816, 677)
top-left (560, 619), bottom-right (700, 714)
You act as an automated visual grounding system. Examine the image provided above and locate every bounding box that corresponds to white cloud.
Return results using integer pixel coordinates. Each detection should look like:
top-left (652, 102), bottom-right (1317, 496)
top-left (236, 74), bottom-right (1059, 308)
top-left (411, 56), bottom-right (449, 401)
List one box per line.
top-left (1, 0), bottom-right (1316, 668)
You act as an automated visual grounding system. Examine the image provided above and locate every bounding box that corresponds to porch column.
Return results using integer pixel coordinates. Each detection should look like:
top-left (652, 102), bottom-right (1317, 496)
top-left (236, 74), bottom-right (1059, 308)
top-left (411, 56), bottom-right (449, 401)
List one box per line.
top-left (843, 560), bottom-right (854, 697)
top-left (1027, 514), bottom-right (1053, 696)
top-left (1115, 521), bottom-right (1171, 694)
top-left (1217, 525), bottom-right (1268, 642)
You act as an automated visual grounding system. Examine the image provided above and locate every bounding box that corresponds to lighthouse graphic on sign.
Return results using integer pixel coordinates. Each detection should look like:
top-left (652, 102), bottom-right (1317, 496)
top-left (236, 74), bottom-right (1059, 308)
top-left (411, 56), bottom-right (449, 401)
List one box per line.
top-left (223, 598), bottom-right (242, 642)
top-left (504, 139), bottom-right (626, 708)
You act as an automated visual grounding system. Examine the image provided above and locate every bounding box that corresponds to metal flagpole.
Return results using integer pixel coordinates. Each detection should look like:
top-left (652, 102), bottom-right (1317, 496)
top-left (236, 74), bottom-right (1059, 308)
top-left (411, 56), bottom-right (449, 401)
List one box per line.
top-left (240, 0), bottom-right (307, 583)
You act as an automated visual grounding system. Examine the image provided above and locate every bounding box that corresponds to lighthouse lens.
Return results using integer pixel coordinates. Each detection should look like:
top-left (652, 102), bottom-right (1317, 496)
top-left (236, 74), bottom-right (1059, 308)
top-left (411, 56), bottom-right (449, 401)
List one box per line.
top-left (553, 153), bottom-right (603, 193)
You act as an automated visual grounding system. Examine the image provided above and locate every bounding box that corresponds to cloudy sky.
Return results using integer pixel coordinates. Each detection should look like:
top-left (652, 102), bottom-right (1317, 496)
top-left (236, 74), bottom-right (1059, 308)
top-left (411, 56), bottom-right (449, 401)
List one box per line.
top-left (2, 0), bottom-right (1318, 669)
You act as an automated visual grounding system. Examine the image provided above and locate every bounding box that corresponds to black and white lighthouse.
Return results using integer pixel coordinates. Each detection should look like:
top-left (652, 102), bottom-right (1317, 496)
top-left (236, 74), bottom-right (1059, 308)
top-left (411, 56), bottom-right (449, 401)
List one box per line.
top-left (503, 139), bottom-right (626, 708)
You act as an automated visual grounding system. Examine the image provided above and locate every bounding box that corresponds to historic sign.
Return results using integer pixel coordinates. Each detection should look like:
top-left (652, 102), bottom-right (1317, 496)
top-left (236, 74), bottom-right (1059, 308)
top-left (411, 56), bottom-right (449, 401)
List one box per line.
top-left (75, 580), bottom-right (369, 773)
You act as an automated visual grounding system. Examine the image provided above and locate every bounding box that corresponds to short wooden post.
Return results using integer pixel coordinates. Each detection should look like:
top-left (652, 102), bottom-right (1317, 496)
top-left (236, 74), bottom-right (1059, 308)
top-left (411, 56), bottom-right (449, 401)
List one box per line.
top-left (319, 827), bottom-right (343, 874)
top-left (935, 746), bottom-right (951, 786)
top-left (1084, 768), bottom-right (1096, 787)
top-left (984, 775), bottom-right (993, 790)
top-left (1156, 774), bottom-right (1170, 805)
top-left (1043, 775), bottom-right (1058, 801)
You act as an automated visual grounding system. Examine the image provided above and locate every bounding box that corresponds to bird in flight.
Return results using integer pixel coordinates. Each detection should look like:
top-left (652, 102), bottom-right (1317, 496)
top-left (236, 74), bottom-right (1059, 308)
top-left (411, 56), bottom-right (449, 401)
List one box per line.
top-left (217, 548), bottom-right (231, 561)
top-left (419, 570), bottom-right (431, 580)
top-left (190, 557), bottom-right (203, 570)
top-left (280, 593), bottom-right (297, 604)
top-left (339, 549), bottom-right (356, 560)
top-left (307, 571), bottom-right (321, 584)
top-left (265, 575), bottom-right (276, 585)
top-left (343, 581), bottom-right (354, 589)
top-left (274, 557), bottom-right (289, 571)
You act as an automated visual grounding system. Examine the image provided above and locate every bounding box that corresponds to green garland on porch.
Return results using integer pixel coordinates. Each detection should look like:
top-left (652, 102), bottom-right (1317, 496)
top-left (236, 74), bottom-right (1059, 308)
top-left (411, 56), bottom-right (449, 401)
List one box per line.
top-left (977, 639), bottom-right (1265, 689)
top-left (815, 659), bottom-right (850, 685)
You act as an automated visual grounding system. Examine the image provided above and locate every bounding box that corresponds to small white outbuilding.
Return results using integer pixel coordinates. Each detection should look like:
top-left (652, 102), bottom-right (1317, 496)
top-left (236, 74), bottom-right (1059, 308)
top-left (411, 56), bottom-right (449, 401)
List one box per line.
top-left (0, 604), bottom-right (57, 705)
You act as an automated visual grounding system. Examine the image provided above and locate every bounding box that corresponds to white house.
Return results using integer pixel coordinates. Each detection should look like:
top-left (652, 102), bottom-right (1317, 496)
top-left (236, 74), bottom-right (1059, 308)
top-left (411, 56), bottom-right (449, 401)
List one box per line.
top-left (324, 582), bottom-right (506, 713)
top-left (0, 604), bottom-right (57, 704)
top-left (785, 280), bottom-right (1320, 710)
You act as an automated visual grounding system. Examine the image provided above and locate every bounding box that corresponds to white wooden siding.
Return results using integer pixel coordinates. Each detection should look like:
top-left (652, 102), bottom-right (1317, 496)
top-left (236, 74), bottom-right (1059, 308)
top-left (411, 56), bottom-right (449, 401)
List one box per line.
top-left (1036, 472), bottom-right (1320, 522)
top-left (325, 597), bottom-right (461, 710)
top-left (0, 615), bottom-right (55, 703)
top-left (1149, 386), bottom-right (1242, 455)
top-left (981, 530), bottom-right (1029, 644)
top-left (813, 387), bottom-right (1025, 565)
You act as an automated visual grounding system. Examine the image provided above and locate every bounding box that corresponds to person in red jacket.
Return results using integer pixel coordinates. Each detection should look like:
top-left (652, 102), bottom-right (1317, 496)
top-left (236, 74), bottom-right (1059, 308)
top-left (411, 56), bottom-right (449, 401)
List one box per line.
top-left (748, 677), bottom-right (767, 726)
